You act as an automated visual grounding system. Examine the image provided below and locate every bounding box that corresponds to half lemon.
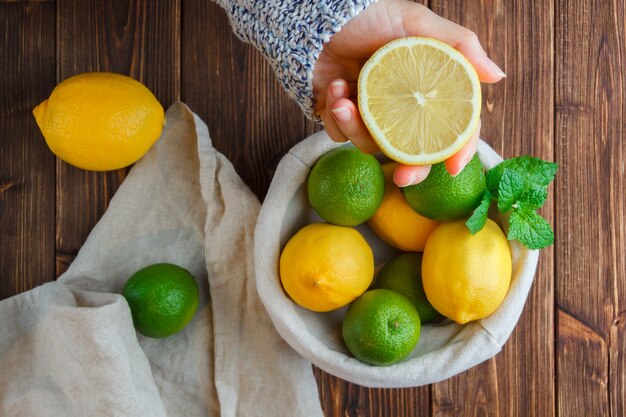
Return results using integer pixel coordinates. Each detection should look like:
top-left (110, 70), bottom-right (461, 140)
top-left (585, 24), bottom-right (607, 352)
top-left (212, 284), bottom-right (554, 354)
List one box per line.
top-left (358, 37), bottom-right (481, 165)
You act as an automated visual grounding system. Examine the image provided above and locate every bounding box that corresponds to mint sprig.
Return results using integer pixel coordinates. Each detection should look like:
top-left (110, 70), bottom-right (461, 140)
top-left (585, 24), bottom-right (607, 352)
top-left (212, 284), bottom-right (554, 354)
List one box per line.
top-left (465, 156), bottom-right (557, 249)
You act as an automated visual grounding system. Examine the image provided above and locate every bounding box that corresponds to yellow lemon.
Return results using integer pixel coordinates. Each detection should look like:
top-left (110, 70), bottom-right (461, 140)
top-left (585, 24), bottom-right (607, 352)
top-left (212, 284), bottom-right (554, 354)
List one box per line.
top-left (33, 72), bottom-right (164, 171)
top-left (367, 163), bottom-right (439, 251)
top-left (422, 219), bottom-right (512, 324)
top-left (279, 223), bottom-right (374, 312)
top-left (358, 37), bottom-right (481, 165)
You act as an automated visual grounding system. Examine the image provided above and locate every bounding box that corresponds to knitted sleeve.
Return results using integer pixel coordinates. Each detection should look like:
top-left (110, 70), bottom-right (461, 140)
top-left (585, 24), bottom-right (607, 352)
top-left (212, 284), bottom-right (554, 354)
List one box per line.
top-left (214, 0), bottom-right (378, 120)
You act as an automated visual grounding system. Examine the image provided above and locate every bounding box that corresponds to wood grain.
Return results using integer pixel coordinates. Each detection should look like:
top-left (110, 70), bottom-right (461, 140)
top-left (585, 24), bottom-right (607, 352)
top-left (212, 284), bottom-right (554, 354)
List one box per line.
top-left (55, 0), bottom-right (180, 276)
top-left (611, 312), bottom-right (626, 417)
top-left (0, 2), bottom-right (56, 299)
top-left (429, 0), bottom-right (555, 416)
top-left (313, 367), bottom-right (430, 417)
top-left (432, 359), bottom-right (499, 416)
top-left (181, 0), bottom-right (306, 200)
top-left (558, 309), bottom-right (608, 415)
top-left (555, 0), bottom-right (625, 415)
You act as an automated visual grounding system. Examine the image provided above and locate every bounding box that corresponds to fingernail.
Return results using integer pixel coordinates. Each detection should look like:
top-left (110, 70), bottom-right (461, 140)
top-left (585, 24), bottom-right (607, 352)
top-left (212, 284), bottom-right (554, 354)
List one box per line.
top-left (486, 58), bottom-right (506, 78)
top-left (395, 177), bottom-right (412, 187)
top-left (405, 172), bottom-right (423, 186)
top-left (331, 106), bottom-right (351, 122)
top-left (450, 156), bottom-right (472, 177)
top-left (330, 80), bottom-right (345, 99)
top-left (395, 170), bottom-right (425, 187)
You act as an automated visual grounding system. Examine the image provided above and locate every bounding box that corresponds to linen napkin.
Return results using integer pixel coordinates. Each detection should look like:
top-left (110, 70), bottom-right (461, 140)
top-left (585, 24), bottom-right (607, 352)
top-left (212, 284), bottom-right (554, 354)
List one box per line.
top-left (0, 102), bottom-right (324, 417)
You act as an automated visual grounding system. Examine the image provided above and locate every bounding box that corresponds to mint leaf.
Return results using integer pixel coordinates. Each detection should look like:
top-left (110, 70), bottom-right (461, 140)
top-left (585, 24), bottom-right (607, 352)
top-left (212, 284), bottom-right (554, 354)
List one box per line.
top-left (466, 190), bottom-right (492, 234)
top-left (497, 168), bottom-right (525, 212)
top-left (485, 168), bottom-right (501, 196)
top-left (508, 204), bottom-right (554, 249)
top-left (487, 157), bottom-right (558, 195)
top-left (475, 155), bottom-right (556, 248)
top-left (520, 188), bottom-right (548, 210)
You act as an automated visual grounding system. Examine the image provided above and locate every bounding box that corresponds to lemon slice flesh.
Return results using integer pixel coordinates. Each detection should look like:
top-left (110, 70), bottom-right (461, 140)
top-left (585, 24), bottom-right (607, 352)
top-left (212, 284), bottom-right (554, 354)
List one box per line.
top-left (358, 37), bottom-right (481, 165)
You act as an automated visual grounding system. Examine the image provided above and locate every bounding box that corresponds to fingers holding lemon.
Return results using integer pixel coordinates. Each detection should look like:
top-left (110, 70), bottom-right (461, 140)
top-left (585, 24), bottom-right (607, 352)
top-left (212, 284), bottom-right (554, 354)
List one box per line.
top-left (357, 37), bottom-right (481, 166)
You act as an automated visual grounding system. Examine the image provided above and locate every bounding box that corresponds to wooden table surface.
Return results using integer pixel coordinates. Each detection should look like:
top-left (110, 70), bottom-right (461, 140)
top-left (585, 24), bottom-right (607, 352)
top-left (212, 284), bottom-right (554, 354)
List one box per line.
top-left (1, 1), bottom-right (624, 416)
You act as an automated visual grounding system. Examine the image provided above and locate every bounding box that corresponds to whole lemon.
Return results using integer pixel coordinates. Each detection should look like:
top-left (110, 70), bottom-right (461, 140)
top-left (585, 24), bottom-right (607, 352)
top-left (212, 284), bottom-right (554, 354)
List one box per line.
top-left (33, 72), bottom-right (164, 171)
top-left (368, 163), bottom-right (439, 251)
top-left (422, 219), bottom-right (512, 324)
top-left (279, 223), bottom-right (374, 312)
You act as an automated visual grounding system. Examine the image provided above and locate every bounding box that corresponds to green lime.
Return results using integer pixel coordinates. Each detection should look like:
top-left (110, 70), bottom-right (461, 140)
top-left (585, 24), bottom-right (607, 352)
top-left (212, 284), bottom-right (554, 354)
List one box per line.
top-left (122, 263), bottom-right (199, 338)
top-left (342, 289), bottom-right (420, 366)
top-left (402, 154), bottom-right (486, 221)
top-left (308, 146), bottom-right (385, 226)
top-left (376, 253), bottom-right (441, 323)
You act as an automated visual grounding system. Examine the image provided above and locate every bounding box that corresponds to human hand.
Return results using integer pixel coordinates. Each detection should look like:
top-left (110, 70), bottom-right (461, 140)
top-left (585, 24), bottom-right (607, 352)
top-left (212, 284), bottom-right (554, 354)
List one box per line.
top-left (312, 0), bottom-right (505, 186)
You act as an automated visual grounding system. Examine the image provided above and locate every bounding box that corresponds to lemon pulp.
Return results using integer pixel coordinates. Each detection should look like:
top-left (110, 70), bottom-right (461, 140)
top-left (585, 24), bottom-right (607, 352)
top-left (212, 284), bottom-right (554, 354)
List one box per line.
top-left (358, 37), bottom-right (481, 165)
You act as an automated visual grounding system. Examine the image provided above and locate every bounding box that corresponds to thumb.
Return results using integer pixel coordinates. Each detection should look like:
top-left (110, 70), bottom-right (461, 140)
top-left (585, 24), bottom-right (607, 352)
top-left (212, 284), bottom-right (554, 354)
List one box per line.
top-left (398, 3), bottom-right (505, 83)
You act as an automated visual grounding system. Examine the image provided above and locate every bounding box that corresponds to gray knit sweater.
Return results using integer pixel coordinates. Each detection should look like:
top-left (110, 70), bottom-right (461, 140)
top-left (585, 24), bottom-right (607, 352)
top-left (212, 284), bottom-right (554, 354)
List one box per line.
top-left (215, 0), bottom-right (377, 119)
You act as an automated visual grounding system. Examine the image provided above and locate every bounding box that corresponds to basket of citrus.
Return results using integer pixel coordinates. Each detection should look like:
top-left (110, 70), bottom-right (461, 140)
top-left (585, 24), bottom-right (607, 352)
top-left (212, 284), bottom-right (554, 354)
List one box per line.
top-left (255, 37), bottom-right (555, 388)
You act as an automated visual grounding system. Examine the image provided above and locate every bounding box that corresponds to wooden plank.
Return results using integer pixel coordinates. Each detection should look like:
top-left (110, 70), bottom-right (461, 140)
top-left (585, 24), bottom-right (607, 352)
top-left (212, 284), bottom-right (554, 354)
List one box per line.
top-left (557, 309), bottom-right (608, 414)
top-left (313, 367), bottom-right (430, 417)
top-left (555, 0), bottom-right (625, 415)
top-left (429, 1), bottom-right (555, 416)
top-left (432, 360), bottom-right (499, 416)
top-left (0, 2), bottom-right (56, 299)
top-left (181, 0), bottom-right (307, 200)
top-left (55, 0), bottom-right (180, 276)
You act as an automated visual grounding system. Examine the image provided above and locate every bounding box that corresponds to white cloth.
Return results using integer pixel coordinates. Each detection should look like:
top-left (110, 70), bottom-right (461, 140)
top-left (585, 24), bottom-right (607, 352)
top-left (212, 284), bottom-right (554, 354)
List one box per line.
top-left (0, 103), bottom-right (324, 417)
top-left (255, 132), bottom-right (540, 388)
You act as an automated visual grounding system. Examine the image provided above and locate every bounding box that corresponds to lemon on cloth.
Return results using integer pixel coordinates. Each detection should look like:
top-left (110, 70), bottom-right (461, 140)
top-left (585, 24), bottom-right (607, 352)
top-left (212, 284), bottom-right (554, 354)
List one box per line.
top-left (375, 253), bottom-right (440, 323)
top-left (367, 162), bottom-right (439, 251)
top-left (422, 219), bottom-right (512, 324)
top-left (122, 263), bottom-right (199, 338)
top-left (279, 223), bottom-right (374, 312)
top-left (33, 72), bottom-right (165, 171)
top-left (402, 154), bottom-right (486, 221)
top-left (308, 146), bottom-right (385, 226)
top-left (358, 37), bottom-right (481, 165)
top-left (342, 289), bottom-right (421, 366)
